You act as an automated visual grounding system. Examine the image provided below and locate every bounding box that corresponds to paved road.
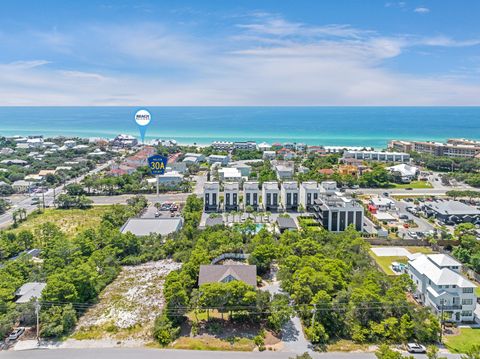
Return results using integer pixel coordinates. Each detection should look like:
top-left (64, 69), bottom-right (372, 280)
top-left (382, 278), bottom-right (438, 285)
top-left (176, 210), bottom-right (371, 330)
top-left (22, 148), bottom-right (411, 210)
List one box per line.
top-left (1, 348), bottom-right (463, 359)
top-left (0, 161), bottom-right (112, 229)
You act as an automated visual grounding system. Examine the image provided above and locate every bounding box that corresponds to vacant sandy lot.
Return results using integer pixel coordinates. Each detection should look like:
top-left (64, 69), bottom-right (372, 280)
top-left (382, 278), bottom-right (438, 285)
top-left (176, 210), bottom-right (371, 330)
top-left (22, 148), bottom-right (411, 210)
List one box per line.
top-left (73, 259), bottom-right (181, 342)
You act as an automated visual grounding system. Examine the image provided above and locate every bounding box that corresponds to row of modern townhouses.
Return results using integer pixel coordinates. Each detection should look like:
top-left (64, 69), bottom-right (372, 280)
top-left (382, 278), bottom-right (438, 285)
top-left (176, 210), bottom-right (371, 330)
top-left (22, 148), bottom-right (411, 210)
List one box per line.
top-left (203, 180), bottom-right (364, 232)
top-left (407, 254), bottom-right (477, 323)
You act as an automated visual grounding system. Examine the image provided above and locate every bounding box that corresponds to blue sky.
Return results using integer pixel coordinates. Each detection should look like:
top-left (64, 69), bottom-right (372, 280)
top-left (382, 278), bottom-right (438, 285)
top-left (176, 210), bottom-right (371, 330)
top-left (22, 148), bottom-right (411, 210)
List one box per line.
top-left (1, 0), bottom-right (480, 105)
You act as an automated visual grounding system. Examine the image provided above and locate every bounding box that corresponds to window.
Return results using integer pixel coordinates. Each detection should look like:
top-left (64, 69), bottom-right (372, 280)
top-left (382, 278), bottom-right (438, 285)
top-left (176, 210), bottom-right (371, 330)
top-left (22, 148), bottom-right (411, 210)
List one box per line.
top-left (461, 311), bottom-right (472, 317)
top-left (462, 299), bottom-right (473, 305)
top-left (463, 288), bottom-right (474, 293)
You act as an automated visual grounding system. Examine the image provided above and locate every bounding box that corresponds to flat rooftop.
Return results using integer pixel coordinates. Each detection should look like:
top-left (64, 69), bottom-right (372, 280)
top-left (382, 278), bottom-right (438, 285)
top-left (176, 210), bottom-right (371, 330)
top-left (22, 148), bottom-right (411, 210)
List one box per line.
top-left (425, 201), bottom-right (480, 216)
top-left (121, 218), bottom-right (183, 237)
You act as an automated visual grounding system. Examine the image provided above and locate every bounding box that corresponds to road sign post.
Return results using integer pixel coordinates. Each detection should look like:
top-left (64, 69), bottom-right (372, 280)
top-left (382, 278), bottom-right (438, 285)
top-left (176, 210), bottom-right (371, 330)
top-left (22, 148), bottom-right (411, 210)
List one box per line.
top-left (147, 155), bottom-right (168, 198)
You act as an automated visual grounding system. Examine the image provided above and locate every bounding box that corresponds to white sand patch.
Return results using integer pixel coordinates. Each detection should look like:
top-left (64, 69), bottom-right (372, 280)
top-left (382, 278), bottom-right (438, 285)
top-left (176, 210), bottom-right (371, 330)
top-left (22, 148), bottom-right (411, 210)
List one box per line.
top-left (74, 259), bottom-right (181, 338)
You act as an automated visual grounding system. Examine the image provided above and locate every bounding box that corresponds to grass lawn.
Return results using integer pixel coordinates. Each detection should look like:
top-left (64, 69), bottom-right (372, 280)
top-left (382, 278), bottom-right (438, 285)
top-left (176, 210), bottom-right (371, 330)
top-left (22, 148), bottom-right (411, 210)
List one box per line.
top-left (391, 181), bottom-right (433, 189)
top-left (12, 206), bottom-right (112, 236)
top-left (170, 336), bottom-right (255, 351)
top-left (369, 246), bottom-right (435, 275)
top-left (444, 328), bottom-right (480, 353)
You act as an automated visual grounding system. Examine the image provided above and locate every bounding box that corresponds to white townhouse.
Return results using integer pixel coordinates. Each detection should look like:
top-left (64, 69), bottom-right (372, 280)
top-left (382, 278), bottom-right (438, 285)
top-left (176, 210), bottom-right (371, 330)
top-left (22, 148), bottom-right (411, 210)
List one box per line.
top-left (299, 181), bottom-right (319, 211)
top-left (244, 181), bottom-right (260, 210)
top-left (281, 181), bottom-right (299, 211)
top-left (407, 254), bottom-right (477, 322)
top-left (262, 181), bottom-right (280, 211)
top-left (223, 182), bottom-right (239, 211)
top-left (263, 151), bottom-right (276, 160)
top-left (387, 163), bottom-right (419, 183)
top-left (204, 182), bottom-right (220, 212)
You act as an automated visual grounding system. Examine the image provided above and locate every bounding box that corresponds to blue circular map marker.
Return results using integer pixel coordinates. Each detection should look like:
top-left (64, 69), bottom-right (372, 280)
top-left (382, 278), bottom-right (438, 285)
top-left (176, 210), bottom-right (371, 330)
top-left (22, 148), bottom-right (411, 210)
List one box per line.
top-left (135, 109), bottom-right (151, 143)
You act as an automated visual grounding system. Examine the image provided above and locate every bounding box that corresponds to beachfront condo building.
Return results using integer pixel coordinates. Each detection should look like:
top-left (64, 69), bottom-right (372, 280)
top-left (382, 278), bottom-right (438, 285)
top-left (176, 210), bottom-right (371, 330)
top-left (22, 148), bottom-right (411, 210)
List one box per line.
top-left (343, 150), bottom-right (410, 162)
top-left (389, 139), bottom-right (480, 158)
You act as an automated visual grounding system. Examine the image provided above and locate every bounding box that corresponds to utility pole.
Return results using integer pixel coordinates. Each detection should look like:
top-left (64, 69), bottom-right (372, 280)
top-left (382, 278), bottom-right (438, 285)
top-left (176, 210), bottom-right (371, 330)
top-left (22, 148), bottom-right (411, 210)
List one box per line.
top-left (439, 299), bottom-right (445, 343)
top-left (42, 191), bottom-right (45, 209)
top-left (35, 299), bottom-right (41, 346)
top-left (156, 174), bottom-right (159, 198)
top-left (311, 303), bottom-right (317, 327)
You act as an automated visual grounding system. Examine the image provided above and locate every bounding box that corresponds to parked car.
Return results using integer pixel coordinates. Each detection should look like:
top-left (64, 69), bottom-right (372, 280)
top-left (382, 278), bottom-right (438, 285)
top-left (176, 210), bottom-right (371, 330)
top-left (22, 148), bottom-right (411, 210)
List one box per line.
top-left (399, 214), bottom-right (409, 220)
top-left (8, 327), bottom-right (25, 341)
top-left (406, 343), bottom-right (426, 353)
top-left (405, 187), bottom-right (413, 190)
top-left (154, 212), bottom-right (160, 218)
top-left (408, 231), bottom-right (419, 239)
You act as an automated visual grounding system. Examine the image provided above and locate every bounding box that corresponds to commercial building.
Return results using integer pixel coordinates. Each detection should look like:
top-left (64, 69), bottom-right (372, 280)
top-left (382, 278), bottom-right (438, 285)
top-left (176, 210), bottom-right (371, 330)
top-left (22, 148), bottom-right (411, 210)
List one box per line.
top-left (312, 181), bottom-right (364, 232)
top-left (204, 182), bottom-right (220, 212)
top-left (244, 181), bottom-right (260, 210)
top-left (299, 181), bottom-right (319, 210)
top-left (262, 181), bottom-right (280, 211)
top-left (423, 201), bottom-right (480, 225)
top-left (343, 150), bottom-right (410, 162)
top-left (280, 181), bottom-right (299, 211)
top-left (389, 139), bottom-right (480, 158)
top-left (407, 254), bottom-right (477, 322)
top-left (147, 171), bottom-right (183, 186)
top-left (224, 182), bottom-right (239, 211)
top-left (120, 217), bottom-right (183, 237)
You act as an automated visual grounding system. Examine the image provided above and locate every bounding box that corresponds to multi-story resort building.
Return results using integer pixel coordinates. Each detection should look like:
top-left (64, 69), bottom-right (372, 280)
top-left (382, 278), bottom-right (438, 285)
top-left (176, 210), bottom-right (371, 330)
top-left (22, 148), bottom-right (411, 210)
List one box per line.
top-left (343, 150), bottom-right (410, 162)
top-left (312, 181), bottom-right (364, 232)
top-left (389, 139), bottom-right (480, 158)
top-left (407, 254), bottom-right (477, 322)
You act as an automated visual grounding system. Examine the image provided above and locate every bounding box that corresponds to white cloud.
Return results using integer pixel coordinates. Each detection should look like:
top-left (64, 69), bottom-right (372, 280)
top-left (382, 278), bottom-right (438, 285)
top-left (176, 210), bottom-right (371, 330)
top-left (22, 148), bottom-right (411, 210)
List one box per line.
top-left (414, 7), bottom-right (430, 14)
top-left (1, 15), bottom-right (480, 105)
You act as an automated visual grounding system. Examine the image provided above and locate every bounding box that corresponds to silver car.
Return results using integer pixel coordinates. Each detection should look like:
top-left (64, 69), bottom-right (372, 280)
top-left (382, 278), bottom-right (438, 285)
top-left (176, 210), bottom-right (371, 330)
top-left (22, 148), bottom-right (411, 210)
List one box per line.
top-left (8, 327), bottom-right (25, 341)
top-left (406, 343), bottom-right (426, 353)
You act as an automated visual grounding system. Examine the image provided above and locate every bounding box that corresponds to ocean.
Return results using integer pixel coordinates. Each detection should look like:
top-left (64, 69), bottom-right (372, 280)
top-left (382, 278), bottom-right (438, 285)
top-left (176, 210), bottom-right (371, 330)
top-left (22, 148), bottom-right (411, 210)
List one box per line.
top-left (0, 106), bottom-right (479, 148)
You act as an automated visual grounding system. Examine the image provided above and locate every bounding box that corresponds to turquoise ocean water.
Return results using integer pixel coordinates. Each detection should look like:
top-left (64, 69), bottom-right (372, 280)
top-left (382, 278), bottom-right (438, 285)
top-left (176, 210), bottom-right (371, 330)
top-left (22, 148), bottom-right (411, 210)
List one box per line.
top-left (0, 107), bottom-right (479, 148)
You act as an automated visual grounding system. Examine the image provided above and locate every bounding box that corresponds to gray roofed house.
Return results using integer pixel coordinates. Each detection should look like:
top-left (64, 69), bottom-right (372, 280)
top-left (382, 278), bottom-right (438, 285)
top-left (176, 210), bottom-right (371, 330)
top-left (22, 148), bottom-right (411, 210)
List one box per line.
top-left (198, 265), bottom-right (257, 287)
top-left (120, 217), bottom-right (183, 237)
top-left (15, 282), bottom-right (46, 304)
top-left (276, 217), bottom-right (298, 232)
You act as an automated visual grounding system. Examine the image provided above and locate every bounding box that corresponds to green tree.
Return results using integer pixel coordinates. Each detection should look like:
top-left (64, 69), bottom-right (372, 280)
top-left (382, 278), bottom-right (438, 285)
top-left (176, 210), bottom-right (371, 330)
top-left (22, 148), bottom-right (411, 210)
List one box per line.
top-left (40, 304), bottom-right (77, 338)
